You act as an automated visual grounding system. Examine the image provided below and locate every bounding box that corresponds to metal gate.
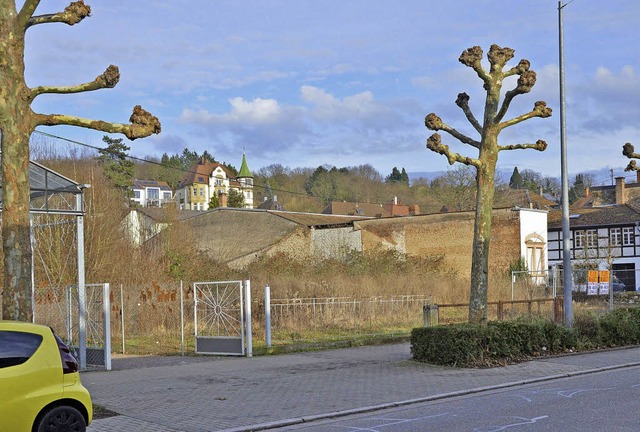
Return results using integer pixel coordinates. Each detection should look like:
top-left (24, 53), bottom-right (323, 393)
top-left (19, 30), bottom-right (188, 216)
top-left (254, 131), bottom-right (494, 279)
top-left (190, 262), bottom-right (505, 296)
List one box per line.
top-left (34, 283), bottom-right (111, 370)
top-left (194, 280), bottom-right (251, 356)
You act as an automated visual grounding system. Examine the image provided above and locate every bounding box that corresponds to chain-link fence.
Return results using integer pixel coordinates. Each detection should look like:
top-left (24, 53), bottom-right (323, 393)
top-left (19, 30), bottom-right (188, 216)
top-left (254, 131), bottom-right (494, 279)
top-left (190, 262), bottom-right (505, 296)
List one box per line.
top-left (28, 270), bottom-right (640, 358)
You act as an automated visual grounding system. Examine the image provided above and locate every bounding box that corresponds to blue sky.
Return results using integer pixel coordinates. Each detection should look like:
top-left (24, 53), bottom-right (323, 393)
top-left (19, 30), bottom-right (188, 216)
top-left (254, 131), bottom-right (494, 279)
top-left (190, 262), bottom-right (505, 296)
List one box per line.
top-left (22, 1), bottom-right (640, 184)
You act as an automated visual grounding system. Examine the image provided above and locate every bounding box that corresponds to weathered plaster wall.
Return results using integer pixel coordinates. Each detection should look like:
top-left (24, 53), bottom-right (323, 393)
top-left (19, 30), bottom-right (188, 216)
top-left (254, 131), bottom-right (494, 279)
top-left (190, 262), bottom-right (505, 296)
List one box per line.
top-left (355, 208), bottom-right (522, 277)
top-left (311, 226), bottom-right (362, 259)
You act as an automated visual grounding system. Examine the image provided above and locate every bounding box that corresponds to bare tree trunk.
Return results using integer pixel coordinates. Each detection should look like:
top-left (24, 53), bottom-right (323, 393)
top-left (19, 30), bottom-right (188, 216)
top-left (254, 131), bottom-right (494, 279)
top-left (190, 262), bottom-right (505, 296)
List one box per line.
top-left (1, 129), bottom-right (33, 321)
top-left (469, 141), bottom-right (498, 324)
top-left (0, 4), bottom-right (34, 320)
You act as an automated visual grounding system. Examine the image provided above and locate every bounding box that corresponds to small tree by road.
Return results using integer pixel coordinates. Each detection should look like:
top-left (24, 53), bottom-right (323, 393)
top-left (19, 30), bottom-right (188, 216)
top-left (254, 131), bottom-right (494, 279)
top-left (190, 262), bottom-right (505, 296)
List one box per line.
top-left (424, 44), bottom-right (552, 323)
top-left (0, 1), bottom-right (160, 321)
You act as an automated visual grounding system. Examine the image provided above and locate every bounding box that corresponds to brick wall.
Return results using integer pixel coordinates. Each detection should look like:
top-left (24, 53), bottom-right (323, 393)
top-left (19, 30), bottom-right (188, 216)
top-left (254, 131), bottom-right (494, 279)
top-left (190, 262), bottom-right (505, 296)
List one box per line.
top-left (356, 208), bottom-right (521, 277)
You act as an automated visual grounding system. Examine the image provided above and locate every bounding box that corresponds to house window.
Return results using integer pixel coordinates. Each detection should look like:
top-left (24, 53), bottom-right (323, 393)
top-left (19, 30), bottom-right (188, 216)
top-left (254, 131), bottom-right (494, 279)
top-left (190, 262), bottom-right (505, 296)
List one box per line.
top-left (623, 227), bottom-right (634, 246)
top-left (586, 229), bottom-right (598, 249)
top-left (610, 228), bottom-right (621, 246)
top-left (574, 230), bottom-right (585, 249)
top-left (134, 190), bottom-right (141, 199)
top-left (147, 188), bottom-right (159, 200)
top-left (199, 188), bottom-right (204, 197)
top-left (163, 192), bottom-right (172, 200)
top-left (193, 188), bottom-right (197, 197)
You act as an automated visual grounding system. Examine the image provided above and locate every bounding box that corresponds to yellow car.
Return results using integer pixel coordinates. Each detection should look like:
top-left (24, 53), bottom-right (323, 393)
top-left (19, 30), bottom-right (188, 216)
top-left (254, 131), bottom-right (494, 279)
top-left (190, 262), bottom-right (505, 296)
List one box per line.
top-left (0, 320), bottom-right (92, 432)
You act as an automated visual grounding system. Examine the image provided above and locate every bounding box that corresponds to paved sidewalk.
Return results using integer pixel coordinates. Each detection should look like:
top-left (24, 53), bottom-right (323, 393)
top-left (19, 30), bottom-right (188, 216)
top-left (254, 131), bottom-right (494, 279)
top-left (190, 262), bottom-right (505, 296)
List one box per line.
top-left (84, 344), bottom-right (640, 432)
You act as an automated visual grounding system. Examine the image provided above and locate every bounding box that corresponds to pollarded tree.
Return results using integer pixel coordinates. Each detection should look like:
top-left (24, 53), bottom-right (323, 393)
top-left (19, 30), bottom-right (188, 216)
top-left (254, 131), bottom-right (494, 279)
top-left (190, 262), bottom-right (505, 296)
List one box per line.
top-left (0, 1), bottom-right (161, 321)
top-left (424, 44), bottom-right (552, 324)
top-left (623, 142), bottom-right (640, 173)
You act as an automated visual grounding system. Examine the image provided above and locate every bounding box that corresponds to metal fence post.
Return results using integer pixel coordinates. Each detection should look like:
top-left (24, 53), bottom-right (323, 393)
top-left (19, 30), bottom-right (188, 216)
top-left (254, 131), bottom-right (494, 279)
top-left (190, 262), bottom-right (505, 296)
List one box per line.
top-left (264, 284), bottom-right (271, 348)
top-left (180, 280), bottom-right (184, 356)
top-left (353, 300), bottom-right (357, 338)
top-left (423, 305), bottom-right (439, 327)
top-left (120, 284), bottom-right (125, 355)
top-left (245, 280), bottom-right (252, 358)
top-left (103, 283), bottom-right (111, 371)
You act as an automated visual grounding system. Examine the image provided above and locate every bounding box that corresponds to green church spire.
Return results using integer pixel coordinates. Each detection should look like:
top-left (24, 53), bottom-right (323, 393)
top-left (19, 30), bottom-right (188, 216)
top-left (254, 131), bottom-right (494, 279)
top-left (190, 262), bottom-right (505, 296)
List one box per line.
top-left (238, 152), bottom-right (252, 178)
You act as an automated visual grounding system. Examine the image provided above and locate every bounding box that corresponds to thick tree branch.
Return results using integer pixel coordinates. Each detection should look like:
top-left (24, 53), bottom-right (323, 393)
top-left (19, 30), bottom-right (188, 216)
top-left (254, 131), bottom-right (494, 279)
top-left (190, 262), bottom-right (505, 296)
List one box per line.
top-left (504, 59), bottom-right (530, 78)
top-left (623, 143), bottom-right (640, 172)
top-left (486, 44), bottom-right (514, 73)
top-left (34, 105), bottom-right (161, 140)
top-left (625, 160), bottom-right (639, 172)
top-left (18, 0), bottom-right (41, 29)
top-left (499, 101), bottom-right (552, 130)
top-left (426, 133), bottom-right (481, 168)
top-left (30, 65), bottom-right (119, 101)
top-left (623, 142), bottom-right (640, 159)
top-left (455, 93), bottom-right (482, 134)
top-left (26, 1), bottom-right (91, 29)
top-left (425, 113), bottom-right (480, 149)
top-left (495, 70), bottom-right (537, 123)
top-left (498, 140), bottom-right (548, 152)
top-left (459, 46), bottom-right (491, 89)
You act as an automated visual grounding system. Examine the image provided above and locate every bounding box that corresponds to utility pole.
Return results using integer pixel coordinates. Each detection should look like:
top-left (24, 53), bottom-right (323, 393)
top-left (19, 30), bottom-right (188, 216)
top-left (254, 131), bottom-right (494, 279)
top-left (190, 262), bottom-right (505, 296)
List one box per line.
top-left (559, 0), bottom-right (573, 327)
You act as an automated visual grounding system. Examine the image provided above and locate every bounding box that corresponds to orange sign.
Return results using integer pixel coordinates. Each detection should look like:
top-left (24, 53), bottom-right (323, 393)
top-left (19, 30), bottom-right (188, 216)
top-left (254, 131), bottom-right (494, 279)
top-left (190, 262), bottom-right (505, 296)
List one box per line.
top-left (588, 270), bottom-right (599, 283)
top-left (599, 270), bottom-right (610, 283)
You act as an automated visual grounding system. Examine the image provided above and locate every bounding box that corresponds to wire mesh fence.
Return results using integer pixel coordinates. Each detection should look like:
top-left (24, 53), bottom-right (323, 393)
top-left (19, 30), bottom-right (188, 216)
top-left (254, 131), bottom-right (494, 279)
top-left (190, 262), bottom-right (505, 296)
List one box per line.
top-left (267, 295), bottom-right (433, 345)
top-left (27, 272), bottom-right (640, 357)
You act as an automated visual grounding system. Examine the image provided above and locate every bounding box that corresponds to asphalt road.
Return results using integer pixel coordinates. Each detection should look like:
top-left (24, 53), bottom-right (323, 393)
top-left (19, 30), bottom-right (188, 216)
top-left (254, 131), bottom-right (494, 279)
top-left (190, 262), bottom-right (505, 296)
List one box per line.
top-left (280, 364), bottom-right (640, 431)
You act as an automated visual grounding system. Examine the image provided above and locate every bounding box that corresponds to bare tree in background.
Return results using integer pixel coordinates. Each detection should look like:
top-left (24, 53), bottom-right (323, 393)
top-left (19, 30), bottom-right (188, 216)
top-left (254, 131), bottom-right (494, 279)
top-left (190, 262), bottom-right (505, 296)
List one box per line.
top-left (424, 44), bottom-right (551, 323)
top-left (0, 1), bottom-right (160, 320)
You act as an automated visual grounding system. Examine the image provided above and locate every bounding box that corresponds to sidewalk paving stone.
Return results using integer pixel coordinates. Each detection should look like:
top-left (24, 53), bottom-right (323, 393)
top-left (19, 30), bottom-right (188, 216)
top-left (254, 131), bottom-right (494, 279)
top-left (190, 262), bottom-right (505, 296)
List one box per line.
top-left (85, 343), bottom-right (640, 432)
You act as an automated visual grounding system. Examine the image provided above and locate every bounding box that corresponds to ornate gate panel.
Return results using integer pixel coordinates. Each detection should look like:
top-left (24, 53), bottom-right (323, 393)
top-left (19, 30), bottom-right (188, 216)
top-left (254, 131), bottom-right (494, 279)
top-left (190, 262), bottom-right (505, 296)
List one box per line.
top-left (194, 281), bottom-right (245, 356)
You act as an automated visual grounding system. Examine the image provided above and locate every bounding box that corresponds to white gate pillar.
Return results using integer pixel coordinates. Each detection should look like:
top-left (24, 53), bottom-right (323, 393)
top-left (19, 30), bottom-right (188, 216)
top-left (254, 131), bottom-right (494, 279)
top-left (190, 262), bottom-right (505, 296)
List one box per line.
top-left (245, 280), bottom-right (252, 357)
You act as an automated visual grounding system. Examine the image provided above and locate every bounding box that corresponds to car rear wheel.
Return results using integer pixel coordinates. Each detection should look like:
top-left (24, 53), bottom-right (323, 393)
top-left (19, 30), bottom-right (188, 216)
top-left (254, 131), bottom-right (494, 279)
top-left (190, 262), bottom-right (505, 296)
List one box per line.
top-left (36, 405), bottom-right (86, 432)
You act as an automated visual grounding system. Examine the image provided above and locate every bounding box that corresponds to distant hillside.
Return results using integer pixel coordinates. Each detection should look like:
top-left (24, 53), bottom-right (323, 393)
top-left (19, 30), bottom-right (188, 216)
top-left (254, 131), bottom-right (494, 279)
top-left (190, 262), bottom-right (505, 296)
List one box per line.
top-left (409, 166), bottom-right (633, 188)
top-left (406, 171), bottom-right (445, 183)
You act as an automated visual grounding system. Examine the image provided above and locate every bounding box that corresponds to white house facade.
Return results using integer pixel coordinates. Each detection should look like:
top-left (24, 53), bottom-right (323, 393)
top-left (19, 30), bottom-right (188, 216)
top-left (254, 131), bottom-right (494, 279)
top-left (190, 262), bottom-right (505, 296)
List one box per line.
top-left (132, 180), bottom-right (173, 207)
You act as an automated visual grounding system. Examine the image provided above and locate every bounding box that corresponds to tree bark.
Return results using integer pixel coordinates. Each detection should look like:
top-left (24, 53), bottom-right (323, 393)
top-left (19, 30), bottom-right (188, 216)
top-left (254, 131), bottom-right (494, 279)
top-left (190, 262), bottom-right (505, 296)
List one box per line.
top-left (0, 1), bottom-right (160, 321)
top-left (469, 135), bottom-right (498, 324)
top-left (0, 3), bottom-right (35, 321)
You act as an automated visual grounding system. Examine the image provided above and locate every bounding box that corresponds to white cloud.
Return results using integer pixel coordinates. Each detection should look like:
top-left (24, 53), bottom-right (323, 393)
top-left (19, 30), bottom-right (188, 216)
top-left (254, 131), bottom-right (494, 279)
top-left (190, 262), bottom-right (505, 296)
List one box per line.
top-left (182, 97), bottom-right (284, 125)
top-left (300, 86), bottom-right (403, 132)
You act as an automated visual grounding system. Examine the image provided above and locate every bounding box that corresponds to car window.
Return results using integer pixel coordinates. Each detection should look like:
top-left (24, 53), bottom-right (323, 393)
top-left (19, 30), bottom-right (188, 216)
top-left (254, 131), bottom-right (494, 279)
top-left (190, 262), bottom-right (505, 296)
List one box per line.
top-left (0, 331), bottom-right (43, 368)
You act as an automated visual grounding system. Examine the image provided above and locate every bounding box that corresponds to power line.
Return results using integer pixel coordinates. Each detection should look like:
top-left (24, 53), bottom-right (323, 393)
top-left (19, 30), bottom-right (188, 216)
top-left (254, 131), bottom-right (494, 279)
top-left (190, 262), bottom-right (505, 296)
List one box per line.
top-left (32, 129), bottom-right (314, 199)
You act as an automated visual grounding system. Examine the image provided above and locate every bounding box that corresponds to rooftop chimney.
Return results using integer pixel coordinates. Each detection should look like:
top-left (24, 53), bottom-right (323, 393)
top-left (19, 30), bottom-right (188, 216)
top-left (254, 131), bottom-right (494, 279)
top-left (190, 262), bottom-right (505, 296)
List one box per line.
top-left (615, 177), bottom-right (626, 205)
top-left (219, 191), bottom-right (228, 207)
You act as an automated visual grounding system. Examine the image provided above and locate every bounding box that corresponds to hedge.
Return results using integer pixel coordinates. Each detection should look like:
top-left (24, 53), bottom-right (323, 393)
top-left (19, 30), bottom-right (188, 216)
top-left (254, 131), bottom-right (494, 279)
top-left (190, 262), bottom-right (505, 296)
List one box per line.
top-left (411, 308), bottom-right (640, 367)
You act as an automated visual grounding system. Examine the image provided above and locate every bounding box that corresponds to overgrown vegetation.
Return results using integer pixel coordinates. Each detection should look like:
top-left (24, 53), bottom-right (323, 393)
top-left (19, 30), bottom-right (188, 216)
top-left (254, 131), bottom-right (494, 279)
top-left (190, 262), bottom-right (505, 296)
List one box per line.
top-left (411, 308), bottom-right (640, 367)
